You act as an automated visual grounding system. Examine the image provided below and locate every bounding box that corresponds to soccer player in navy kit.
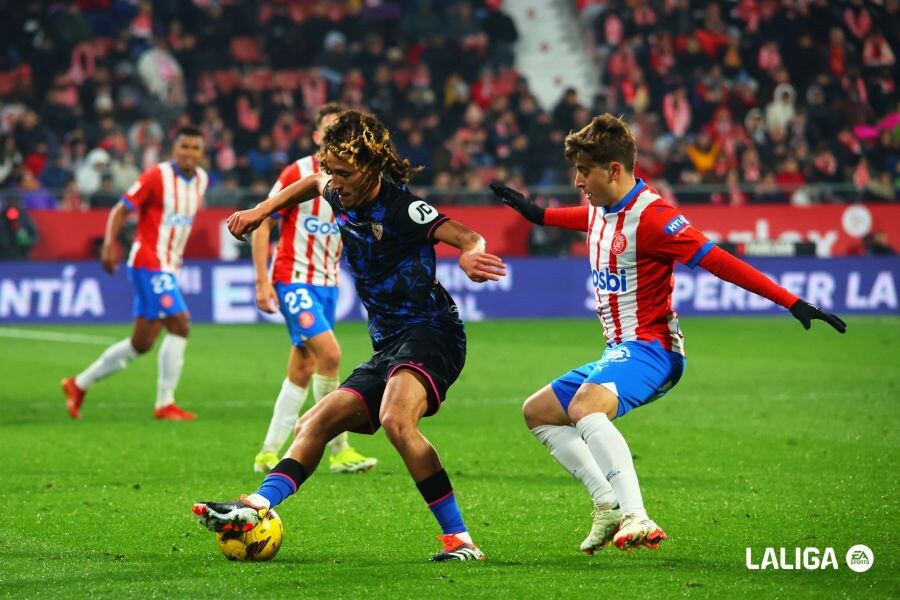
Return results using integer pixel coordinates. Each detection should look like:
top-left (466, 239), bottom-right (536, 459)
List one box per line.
top-left (193, 110), bottom-right (507, 561)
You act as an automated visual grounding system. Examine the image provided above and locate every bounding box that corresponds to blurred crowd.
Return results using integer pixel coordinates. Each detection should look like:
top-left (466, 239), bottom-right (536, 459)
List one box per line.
top-left (578, 0), bottom-right (899, 204)
top-left (0, 0), bottom-right (896, 219)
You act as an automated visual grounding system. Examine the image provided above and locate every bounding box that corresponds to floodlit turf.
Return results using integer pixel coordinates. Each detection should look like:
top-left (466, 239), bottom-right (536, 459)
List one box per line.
top-left (1, 317), bottom-right (897, 598)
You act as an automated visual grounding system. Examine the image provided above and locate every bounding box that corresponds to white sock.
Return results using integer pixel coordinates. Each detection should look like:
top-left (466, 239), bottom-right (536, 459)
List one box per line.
top-left (532, 424), bottom-right (618, 508)
top-left (156, 334), bottom-right (187, 409)
top-left (575, 413), bottom-right (645, 515)
top-left (454, 531), bottom-right (473, 544)
top-left (261, 378), bottom-right (308, 453)
top-left (312, 374), bottom-right (348, 454)
top-left (75, 338), bottom-right (138, 390)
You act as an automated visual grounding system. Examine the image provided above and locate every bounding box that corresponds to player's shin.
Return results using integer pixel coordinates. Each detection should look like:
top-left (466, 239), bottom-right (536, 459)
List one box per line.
top-left (416, 469), bottom-right (468, 537)
top-left (262, 378), bottom-right (309, 453)
top-left (75, 338), bottom-right (138, 389)
top-left (575, 413), bottom-right (646, 515)
top-left (312, 374), bottom-right (347, 453)
top-left (156, 334), bottom-right (187, 409)
top-left (531, 424), bottom-right (618, 508)
top-left (254, 458), bottom-right (309, 509)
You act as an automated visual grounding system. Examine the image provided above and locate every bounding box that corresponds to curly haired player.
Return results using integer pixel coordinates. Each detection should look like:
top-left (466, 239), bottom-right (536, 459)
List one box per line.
top-left (193, 110), bottom-right (507, 562)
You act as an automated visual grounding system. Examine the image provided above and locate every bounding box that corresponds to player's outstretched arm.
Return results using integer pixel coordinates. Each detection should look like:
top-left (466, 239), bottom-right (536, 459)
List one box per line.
top-left (226, 172), bottom-right (328, 241)
top-left (434, 220), bottom-right (507, 283)
top-left (251, 217), bottom-right (279, 314)
top-left (100, 201), bottom-right (131, 275)
top-left (698, 246), bottom-right (846, 333)
top-left (488, 182), bottom-right (590, 232)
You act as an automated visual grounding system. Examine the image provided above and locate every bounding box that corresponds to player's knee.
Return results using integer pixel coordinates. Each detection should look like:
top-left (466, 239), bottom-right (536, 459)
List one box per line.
top-left (288, 358), bottom-right (314, 387)
top-left (567, 392), bottom-right (616, 423)
top-left (522, 394), bottom-right (544, 429)
top-left (293, 411), bottom-right (328, 441)
top-left (130, 337), bottom-right (154, 354)
top-left (380, 412), bottom-right (416, 444)
top-left (317, 349), bottom-right (341, 374)
top-left (166, 316), bottom-right (190, 338)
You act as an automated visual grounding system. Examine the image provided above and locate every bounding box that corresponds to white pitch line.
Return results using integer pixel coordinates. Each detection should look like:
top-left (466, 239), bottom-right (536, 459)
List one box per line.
top-left (0, 327), bottom-right (117, 345)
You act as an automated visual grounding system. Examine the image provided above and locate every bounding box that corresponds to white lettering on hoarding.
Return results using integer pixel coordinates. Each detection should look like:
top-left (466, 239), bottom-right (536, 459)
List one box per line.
top-left (211, 266), bottom-right (257, 323)
top-left (0, 265), bottom-right (104, 318)
top-left (846, 271), bottom-right (897, 310)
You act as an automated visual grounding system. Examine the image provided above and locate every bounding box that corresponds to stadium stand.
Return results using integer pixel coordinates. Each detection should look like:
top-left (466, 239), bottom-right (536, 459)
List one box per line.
top-left (0, 0), bottom-right (896, 219)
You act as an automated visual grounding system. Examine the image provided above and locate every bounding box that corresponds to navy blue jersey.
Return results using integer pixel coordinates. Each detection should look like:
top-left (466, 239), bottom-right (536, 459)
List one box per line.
top-left (322, 180), bottom-right (463, 349)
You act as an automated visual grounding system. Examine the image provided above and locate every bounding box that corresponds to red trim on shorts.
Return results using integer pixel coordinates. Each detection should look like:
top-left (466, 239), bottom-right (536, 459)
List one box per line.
top-left (339, 386), bottom-right (376, 433)
top-left (388, 363), bottom-right (442, 415)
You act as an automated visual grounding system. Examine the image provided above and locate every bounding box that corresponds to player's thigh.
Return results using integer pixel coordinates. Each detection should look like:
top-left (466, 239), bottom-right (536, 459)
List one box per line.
top-left (296, 388), bottom-right (370, 439)
top-left (303, 329), bottom-right (341, 373)
top-left (389, 323), bottom-right (467, 417)
top-left (568, 382), bottom-right (620, 422)
top-left (380, 368), bottom-right (430, 433)
top-left (287, 345), bottom-right (315, 386)
top-left (523, 384), bottom-right (572, 428)
top-left (130, 317), bottom-right (163, 353)
top-left (162, 311), bottom-right (190, 337)
top-left (548, 359), bottom-right (600, 417)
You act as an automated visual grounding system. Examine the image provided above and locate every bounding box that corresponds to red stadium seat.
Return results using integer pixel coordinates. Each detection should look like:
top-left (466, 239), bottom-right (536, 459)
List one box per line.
top-left (230, 37), bottom-right (266, 64)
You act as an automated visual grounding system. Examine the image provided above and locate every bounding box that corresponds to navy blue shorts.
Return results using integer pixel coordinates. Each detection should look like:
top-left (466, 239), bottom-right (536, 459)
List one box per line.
top-left (340, 322), bottom-right (466, 434)
top-left (551, 340), bottom-right (686, 418)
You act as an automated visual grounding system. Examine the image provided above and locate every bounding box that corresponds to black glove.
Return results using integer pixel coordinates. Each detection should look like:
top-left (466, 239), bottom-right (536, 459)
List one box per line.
top-left (489, 182), bottom-right (545, 225)
top-left (789, 299), bottom-right (847, 333)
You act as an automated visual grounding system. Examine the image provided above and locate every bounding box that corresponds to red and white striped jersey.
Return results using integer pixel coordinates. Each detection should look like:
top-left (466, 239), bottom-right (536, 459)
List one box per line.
top-left (268, 155), bottom-right (342, 287)
top-left (123, 161), bottom-right (207, 273)
top-left (587, 180), bottom-right (713, 356)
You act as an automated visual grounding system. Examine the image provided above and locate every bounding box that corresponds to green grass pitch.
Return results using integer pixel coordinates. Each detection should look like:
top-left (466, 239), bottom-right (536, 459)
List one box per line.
top-left (1, 317), bottom-right (897, 598)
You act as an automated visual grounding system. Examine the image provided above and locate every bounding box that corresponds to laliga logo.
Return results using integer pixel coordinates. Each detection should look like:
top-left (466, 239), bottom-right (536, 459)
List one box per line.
top-left (592, 267), bottom-right (628, 293)
top-left (304, 216), bottom-right (340, 235)
top-left (745, 544), bottom-right (873, 572)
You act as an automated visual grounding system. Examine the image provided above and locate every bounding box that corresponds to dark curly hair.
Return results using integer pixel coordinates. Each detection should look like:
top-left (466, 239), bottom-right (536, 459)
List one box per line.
top-left (316, 110), bottom-right (423, 185)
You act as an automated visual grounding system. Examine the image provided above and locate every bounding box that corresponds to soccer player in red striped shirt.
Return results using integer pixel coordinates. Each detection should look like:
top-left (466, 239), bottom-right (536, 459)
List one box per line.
top-left (491, 114), bottom-right (845, 555)
top-left (61, 126), bottom-right (207, 420)
top-left (251, 103), bottom-right (377, 474)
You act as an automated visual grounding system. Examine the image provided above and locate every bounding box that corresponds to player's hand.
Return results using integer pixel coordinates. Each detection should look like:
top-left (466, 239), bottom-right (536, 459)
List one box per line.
top-left (789, 299), bottom-right (847, 333)
top-left (100, 242), bottom-right (118, 275)
top-left (256, 280), bottom-right (279, 314)
top-left (489, 182), bottom-right (545, 225)
top-left (459, 251), bottom-right (507, 283)
top-left (226, 206), bottom-right (267, 241)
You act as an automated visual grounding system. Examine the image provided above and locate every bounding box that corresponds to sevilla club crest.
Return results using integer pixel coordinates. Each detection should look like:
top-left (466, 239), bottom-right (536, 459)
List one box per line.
top-left (371, 223), bottom-right (383, 240)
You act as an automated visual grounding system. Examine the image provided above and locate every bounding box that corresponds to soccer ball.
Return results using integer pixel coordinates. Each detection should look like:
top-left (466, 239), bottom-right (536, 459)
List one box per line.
top-left (216, 509), bottom-right (283, 561)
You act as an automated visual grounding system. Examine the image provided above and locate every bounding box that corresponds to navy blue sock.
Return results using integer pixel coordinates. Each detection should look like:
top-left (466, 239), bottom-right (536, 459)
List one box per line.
top-left (255, 458), bottom-right (308, 508)
top-left (416, 469), bottom-right (466, 535)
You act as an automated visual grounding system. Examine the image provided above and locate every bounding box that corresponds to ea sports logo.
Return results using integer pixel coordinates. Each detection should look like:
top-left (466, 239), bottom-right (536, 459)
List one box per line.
top-left (845, 545), bottom-right (874, 573)
top-left (611, 232), bottom-right (627, 255)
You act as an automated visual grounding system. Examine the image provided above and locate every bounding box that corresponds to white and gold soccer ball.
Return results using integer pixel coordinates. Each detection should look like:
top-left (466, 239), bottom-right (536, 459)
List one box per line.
top-left (216, 509), bottom-right (283, 561)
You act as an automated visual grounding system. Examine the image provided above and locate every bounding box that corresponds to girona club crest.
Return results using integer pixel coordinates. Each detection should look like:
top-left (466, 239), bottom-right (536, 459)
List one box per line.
top-left (611, 232), bottom-right (628, 255)
top-left (371, 222), bottom-right (383, 240)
